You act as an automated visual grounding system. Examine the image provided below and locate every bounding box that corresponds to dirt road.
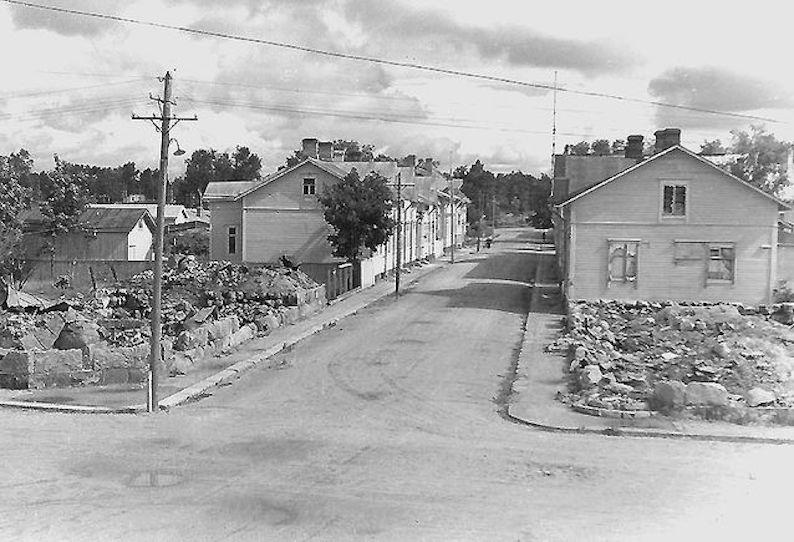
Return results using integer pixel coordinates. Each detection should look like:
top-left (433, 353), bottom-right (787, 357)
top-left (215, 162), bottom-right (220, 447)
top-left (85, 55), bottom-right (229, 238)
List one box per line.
top-left (1, 228), bottom-right (791, 541)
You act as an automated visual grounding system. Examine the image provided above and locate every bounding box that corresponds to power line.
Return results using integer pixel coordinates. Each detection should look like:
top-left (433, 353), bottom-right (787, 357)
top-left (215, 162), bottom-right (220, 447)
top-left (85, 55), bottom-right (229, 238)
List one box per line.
top-left (1, 0), bottom-right (784, 124)
top-left (180, 95), bottom-right (601, 137)
top-left (0, 79), bottom-right (140, 99)
top-left (0, 97), bottom-right (142, 123)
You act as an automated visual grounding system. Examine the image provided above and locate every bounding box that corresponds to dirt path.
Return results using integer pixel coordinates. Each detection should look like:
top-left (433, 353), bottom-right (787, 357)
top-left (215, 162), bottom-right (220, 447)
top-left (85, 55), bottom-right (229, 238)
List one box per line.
top-left (1, 229), bottom-right (792, 541)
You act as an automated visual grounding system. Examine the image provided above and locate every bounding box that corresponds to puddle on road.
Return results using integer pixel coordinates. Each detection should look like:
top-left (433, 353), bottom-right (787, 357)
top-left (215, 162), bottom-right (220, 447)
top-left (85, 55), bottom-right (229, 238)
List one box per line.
top-left (126, 470), bottom-right (184, 488)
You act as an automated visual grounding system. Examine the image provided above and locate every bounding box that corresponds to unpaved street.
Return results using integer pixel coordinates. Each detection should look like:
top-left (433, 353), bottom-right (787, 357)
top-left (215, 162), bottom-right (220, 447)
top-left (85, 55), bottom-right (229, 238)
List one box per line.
top-left (1, 229), bottom-right (792, 541)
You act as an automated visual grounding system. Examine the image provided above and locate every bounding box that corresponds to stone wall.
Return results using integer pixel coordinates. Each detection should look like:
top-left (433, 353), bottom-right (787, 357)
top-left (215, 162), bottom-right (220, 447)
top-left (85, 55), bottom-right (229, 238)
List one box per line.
top-left (0, 284), bottom-right (327, 390)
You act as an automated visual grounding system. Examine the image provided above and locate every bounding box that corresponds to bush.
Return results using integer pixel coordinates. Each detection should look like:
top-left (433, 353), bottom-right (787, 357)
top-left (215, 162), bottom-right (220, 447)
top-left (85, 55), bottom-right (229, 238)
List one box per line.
top-left (168, 229), bottom-right (209, 257)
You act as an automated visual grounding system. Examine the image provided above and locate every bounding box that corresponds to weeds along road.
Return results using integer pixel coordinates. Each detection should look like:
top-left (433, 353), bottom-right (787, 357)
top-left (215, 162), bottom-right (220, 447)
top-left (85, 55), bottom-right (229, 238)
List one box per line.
top-left (1, 228), bottom-right (792, 541)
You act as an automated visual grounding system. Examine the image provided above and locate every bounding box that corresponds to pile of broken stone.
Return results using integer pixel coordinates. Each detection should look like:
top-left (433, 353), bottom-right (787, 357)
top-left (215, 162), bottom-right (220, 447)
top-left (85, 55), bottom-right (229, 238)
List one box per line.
top-left (552, 300), bottom-right (794, 417)
top-left (0, 259), bottom-right (322, 388)
top-left (89, 257), bottom-right (321, 346)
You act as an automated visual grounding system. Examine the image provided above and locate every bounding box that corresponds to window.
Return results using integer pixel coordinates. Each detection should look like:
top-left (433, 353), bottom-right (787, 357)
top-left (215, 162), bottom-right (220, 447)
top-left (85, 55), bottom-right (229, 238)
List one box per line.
top-left (228, 226), bottom-right (237, 255)
top-left (707, 244), bottom-right (735, 282)
top-left (662, 184), bottom-right (687, 216)
top-left (608, 240), bottom-right (639, 284)
top-left (303, 178), bottom-right (316, 195)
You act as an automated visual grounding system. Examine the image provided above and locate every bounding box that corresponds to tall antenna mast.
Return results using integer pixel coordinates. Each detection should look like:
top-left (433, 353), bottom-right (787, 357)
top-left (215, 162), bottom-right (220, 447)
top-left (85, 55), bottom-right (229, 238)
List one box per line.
top-left (551, 70), bottom-right (558, 162)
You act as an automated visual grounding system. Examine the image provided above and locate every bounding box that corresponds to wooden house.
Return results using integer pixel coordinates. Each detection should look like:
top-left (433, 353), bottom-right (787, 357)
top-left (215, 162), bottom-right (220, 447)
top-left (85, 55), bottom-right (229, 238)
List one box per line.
top-left (554, 129), bottom-right (789, 304)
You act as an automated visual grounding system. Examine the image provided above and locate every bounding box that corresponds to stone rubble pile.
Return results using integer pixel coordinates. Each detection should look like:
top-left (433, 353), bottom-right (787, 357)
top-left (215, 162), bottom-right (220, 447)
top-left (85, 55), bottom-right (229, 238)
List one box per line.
top-left (553, 300), bottom-right (794, 414)
top-left (88, 257), bottom-right (321, 347)
top-left (0, 258), bottom-right (324, 389)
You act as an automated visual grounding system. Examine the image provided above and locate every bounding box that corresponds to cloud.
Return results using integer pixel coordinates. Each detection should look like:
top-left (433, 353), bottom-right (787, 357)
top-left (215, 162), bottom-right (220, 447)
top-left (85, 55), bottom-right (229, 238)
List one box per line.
top-left (343, 1), bottom-right (636, 75)
top-left (648, 66), bottom-right (794, 112)
top-left (8, 0), bottom-right (125, 37)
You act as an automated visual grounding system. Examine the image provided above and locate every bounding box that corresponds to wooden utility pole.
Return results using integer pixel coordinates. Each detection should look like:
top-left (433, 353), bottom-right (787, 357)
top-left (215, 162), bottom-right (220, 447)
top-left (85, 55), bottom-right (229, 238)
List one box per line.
top-left (132, 71), bottom-right (196, 413)
top-left (448, 175), bottom-right (455, 264)
top-left (395, 171), bottom-right (402, 298)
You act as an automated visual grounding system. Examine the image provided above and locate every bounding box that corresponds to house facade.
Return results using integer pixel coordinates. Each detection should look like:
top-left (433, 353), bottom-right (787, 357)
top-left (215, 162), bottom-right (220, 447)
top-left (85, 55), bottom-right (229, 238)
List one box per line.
top-left (554, 129), bottom-right (789, 305)
top-left (204, 139), bottom-right (468, 292)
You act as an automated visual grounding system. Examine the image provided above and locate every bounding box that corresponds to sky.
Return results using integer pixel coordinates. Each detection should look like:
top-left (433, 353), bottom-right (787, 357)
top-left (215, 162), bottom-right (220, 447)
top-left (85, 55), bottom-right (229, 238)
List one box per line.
top-left (1, 0), bottom-right (794, 179)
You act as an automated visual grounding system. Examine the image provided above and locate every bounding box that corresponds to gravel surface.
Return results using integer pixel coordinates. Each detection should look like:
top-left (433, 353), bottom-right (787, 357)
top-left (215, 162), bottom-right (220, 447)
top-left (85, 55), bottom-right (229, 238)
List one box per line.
top-left (1, 229), bottom-right (792, 541)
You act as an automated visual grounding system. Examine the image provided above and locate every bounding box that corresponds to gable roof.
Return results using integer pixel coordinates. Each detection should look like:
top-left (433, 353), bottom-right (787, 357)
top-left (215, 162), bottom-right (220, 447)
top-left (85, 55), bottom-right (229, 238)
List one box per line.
top-left (203, 181), bottom-right (257, 200)
top-left (88, 203), bottom-right (189, 223)
top-left (79, 207), bottom-right (155, 233)
top-left (557, 145), bottom-right (791, 210)
top-left (21, 206), bottom-right (155, 233)
top-left (207, 158), bottom-right (348, 202)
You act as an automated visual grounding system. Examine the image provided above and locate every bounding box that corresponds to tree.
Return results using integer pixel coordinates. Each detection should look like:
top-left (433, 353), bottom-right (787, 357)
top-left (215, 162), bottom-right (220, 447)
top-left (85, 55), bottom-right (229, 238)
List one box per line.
top-left (231, 146), bottom-right (262, 180)
top-left (0, 150), bottom-right (33, 283)
top-left (175, 147), bottom-right (261, 207)
top-left (38, 156), bottom-right (91, 237)
top-left (568, 141), bottom-right (591, 156)
top-left (318, 170), bottom-right (395, 263)
top-left (591, 139), bottom-right (611, 156)
top-left (727, 125), bottom-right (790, 195)
top-left (700, 139), bottom-right (727, 154)
top-left (136, 167), bottom-right (159, 201)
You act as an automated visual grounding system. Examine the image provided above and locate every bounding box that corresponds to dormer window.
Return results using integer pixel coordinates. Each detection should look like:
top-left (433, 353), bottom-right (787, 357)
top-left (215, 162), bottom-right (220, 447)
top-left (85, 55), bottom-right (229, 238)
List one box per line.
top-left (662, 184), bottom-right (686, 216)
top-left (303, 178), bottom-right (316, 195)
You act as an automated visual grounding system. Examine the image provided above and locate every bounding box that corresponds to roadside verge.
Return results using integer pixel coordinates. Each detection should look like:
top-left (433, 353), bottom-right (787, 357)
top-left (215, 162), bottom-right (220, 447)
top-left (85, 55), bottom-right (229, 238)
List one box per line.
top-left (506, 252), bottom-right (794, 445)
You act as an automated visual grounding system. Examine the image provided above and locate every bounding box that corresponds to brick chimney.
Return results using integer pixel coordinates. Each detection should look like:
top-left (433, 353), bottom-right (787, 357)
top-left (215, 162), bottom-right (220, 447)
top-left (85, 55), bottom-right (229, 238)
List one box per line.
top-left (318, 141), bottom-right (332, 161)
top-left (625, 134), bottom-right (644, 160)
top-left (301, 138), bottom-right (318, 159)
top-left (654, 128), bottom-right (681, 153)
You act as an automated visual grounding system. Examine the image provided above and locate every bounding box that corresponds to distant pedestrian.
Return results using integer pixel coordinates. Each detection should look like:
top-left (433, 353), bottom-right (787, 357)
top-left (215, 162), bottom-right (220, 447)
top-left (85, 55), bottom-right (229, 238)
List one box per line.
top-left (542, 230), bottom-right (547, 243)
top-left (485, 237), bottom-right (492, 249)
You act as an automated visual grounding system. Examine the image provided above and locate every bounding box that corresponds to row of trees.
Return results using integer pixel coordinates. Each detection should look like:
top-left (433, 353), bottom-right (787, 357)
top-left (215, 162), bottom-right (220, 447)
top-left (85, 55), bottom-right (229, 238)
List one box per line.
top-left (454, 160), bottom-right (552, 229)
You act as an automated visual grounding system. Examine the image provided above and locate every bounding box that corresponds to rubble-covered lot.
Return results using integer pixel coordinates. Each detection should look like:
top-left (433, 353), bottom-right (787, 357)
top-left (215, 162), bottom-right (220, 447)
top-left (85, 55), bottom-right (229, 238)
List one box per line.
top-left (0, 259), bottom-right (325, 389)
top-left (553, 300), bottom-right (794, 424)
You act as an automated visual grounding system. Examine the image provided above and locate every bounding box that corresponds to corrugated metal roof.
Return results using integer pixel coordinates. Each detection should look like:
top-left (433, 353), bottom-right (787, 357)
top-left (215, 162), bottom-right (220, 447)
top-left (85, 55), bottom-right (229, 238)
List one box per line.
top-left (89, 203), bottom-right (189, 222)
top-left (203, 180), bottom-right (258, 199)
top-left (79, 207), bottom-right (154, 232)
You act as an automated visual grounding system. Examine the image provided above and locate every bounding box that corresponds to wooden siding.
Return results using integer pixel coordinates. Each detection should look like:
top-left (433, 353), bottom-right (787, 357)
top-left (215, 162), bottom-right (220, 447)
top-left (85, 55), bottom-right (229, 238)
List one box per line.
top-left (568, 149), bottom-right (780, 304)
top-left (208, 201), bottom-right (242, 263)
top-left (574, 149), bottom-right (777, 225)
top-left (244, 162), bottom-right (338, 210)
top-left (126, 218), bottom-right (153, 261)
top-left (242, 209), bottom-right (328, 263)
top-left (571, 224), bottom-right (774, 304)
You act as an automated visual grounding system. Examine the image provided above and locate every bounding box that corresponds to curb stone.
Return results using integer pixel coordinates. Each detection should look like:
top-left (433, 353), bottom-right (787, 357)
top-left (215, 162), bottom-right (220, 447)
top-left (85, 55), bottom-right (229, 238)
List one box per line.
top-left (506, 246), bottom-right (794, 445)
top-left (0, 400), bottom-right (144, 414)
top-left (571, 403), bottom-right (654, 419)
top-left (0, 264), bottom-right (440, 414)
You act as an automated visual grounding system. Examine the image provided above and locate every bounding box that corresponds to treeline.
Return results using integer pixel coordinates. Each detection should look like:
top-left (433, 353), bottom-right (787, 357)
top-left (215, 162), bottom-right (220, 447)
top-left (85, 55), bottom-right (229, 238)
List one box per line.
top-left (454, 160), bottom-right (552, 229)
